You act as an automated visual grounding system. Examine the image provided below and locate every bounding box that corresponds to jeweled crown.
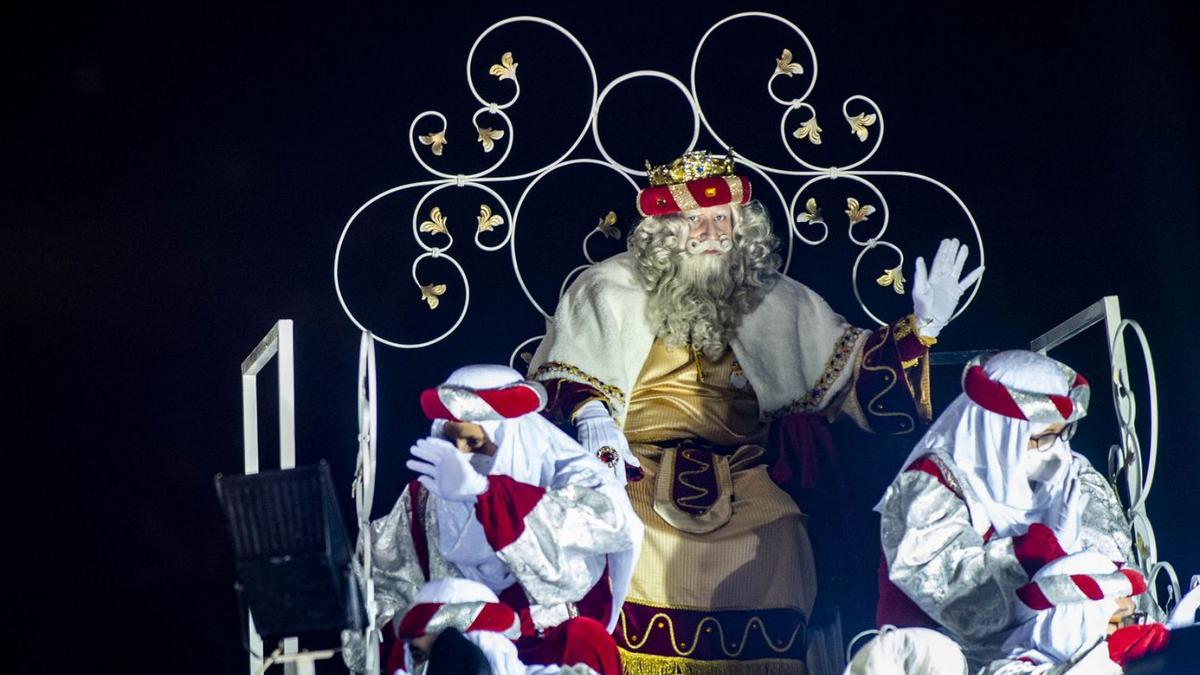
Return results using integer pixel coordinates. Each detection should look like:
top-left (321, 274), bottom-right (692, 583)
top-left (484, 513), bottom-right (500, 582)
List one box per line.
top-left (644, 150), bottom-right (737, 186)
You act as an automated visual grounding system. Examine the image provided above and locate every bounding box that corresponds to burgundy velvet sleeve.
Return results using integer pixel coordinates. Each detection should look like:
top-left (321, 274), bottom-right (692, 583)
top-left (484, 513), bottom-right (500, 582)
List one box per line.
top-left (540, 378), bottom-right (603, 426)
top-left (854, 316), bottom-right (931, 435)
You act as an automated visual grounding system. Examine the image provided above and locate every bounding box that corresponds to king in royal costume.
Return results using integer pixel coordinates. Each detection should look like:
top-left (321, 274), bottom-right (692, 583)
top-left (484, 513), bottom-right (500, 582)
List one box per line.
top-left (528, 151), bottom-right (983, 674)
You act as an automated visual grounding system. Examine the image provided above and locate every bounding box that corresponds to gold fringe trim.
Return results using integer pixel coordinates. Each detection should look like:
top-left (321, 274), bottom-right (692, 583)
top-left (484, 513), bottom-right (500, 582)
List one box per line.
top-left (916, 351), bottom-right (932, 422)
top-left (532, 360), bottom-right (626, 416)
top-left (619, 650), bottom-right (807, 675)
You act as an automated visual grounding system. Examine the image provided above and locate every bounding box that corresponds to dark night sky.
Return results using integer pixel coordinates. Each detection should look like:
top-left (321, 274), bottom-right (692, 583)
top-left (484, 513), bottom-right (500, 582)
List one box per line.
top-left (6, 1), bottom-right (1198, 673)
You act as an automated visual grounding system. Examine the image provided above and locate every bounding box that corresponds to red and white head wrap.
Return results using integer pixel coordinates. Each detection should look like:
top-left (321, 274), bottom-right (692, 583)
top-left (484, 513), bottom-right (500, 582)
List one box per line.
top-left (963, 353), bottom-right (1090, 424)
top-left (420, 364), bottom-right (547, 422)
top-left (881, 351), bottom-right (1095, 548)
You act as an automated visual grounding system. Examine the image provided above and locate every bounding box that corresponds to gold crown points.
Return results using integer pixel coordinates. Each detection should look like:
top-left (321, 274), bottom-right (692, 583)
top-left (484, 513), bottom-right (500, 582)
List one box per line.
top-left (644, 150), bottom-right (737, 186)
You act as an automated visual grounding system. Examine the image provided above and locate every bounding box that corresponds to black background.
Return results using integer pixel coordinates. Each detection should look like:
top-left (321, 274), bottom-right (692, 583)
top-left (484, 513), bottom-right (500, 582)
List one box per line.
top-left (6, 1), bottom-right (1198, 672)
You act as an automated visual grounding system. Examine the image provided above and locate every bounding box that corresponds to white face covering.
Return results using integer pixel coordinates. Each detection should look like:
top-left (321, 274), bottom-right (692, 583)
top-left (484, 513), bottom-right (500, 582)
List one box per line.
top-left (881, 351), bottom-right (1087, 549)
top-left (467, 452), bottom-right (495, 476)
top-left (1022, 437), bottom-right (1070, 483)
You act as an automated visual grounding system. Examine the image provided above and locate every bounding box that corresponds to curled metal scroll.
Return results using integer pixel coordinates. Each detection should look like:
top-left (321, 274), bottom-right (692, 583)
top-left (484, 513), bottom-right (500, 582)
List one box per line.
top-left (1107, 318), bottom-right (1179, 609)
top-left (334, 12), bottom-right (986, 349)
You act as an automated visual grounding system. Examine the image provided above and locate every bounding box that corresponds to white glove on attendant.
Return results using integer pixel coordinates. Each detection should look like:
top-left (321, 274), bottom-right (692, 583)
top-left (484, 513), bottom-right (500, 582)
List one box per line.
top-left (912, 237), bottom-right (985, 338)
top-left (575, 400), bottom-right (640, 485)
top-left (406, 437), bottom-right (489, 502)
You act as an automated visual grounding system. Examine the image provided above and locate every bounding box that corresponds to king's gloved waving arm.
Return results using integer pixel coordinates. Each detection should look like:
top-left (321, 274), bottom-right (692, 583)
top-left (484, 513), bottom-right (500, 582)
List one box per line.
top-left (820, 237), bottom-right (982, 434)
top-left (912, 238), bottom-right (985, 340)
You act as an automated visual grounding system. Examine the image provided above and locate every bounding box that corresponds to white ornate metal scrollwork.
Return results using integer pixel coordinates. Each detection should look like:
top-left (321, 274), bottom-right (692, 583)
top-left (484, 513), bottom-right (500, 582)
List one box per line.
top-left (1108, 319), bottom-right (1181, 610)
top-left (1032, 298), bottom-right (1180, 613)
top-left (333, 11), bottom-right (986, 351)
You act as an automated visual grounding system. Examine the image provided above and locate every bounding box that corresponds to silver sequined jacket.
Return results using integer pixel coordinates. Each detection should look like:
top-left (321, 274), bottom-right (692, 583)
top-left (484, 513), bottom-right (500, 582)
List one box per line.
top-left (878, 452), bottom-right (1141, 668)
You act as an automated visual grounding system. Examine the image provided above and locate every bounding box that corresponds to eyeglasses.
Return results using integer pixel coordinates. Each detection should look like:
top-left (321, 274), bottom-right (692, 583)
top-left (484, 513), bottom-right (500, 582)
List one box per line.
top-left (1028, 422), bottom-right (1077, 451)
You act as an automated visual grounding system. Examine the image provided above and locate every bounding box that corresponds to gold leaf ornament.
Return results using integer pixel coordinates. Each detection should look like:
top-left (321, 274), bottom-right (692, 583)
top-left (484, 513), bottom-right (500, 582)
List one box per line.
top-left (775, 49), bottom-right (804, 77)
top-left (596, 211), bottom-right (620, 239)
top-left (792, 116), bottom-right (822, 145)
top-left (477, 127), bottom-right (505, 152)
top-left (876, 265), bottom-right (906, 295)
top-left (845, 197), bottom-right (876, 225)
top-left (488, 52), bottom-right (518, 82)
top-left (477, 204), bottom-right (504, 233)
top-left (797, 197), bottom-right (824, 225)
top-left (848, 112), bottom-right (877, 142)
top-left (418, 129), bottom-right (447, 156)
top-left (419, 283), bottom-right (447, 310)
top-left (420, 206), bottom-right (449, 237)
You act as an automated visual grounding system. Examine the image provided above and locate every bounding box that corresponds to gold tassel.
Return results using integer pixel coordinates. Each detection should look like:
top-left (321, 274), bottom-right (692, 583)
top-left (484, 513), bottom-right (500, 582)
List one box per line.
top-left (917, 353), bottom-right (933, 422)
top-left (689, 344), bottom-right (706, 383)
top-left (618, 650), bottom-right (807, 675)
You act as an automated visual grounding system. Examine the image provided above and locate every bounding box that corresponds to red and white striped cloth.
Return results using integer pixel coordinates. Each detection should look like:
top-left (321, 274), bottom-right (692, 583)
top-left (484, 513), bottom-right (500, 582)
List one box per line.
top-left (420, 365), bottom-right (547, 422)
top-left (395, 598), bottom-right (522, 640)
top-left (962, 353), bottom-right (1090, 424)
top-left (1017, 565), bottom-right (1146, 611)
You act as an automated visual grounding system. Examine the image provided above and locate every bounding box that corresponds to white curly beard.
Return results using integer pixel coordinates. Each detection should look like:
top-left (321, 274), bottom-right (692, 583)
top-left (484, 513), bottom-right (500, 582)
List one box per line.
top-left (628, 203), bottom-right (782, 360)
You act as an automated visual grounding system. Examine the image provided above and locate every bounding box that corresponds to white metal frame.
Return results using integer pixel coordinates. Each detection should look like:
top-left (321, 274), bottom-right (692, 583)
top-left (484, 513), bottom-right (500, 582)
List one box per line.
top-left (352, 331), bottom-right (381, 675)
top-left (239, 320), bottom-right (309, 675)
top-left (1031, 297), bottom-right (1181, 611)
top-left (332, 12), bottom-right (987, 363)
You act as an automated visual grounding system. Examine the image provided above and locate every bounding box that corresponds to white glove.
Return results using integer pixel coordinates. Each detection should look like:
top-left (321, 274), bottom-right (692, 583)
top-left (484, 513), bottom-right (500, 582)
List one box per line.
top-left (575, 400), bottom-right (640, 485)
top-left (405, 437), bottom-right (489, 502)
top-left (912, 237), bottom-right (985, 338)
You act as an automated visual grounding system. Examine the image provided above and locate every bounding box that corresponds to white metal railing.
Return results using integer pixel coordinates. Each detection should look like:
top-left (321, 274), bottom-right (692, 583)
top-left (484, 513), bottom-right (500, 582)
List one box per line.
top-left (333, 12), bottom-right (986, 361)
top-left (1031, 297), bottom-right (1180, 611)
top-left (239, 319), bottom-right (306, 675)
top-left (352, 331), bottom-right (381, 675)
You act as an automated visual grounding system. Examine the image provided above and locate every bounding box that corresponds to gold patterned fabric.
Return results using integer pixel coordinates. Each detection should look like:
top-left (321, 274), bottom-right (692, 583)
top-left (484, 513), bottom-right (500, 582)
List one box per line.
top-left (617, 340), bottom-right (816, 673)
top-left (623, 341), bottom-right (765, 448)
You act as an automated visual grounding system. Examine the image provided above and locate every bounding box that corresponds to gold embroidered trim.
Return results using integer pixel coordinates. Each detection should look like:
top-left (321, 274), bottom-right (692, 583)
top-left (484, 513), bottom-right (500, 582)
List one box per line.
top-left (893, 314), bottom-right (918, 340)
top-left (924, 453), bottom-right (965, 499)
top-left (652, 448), bottom-right (734, 534)
top-left (917, 352), bottom-right (932, 421)
top-left (531, 361), bottom-right (626, 412)
top-left (668, 182), bottom-right (701, 211)
top-left (725, 176), bottom-right (744, 204)
top-left (895, 314), bottom-right (938, 347)
top-left (860, 324), bottom-right (916, 432)
top-left (618, 608), bottom-right (806, 658)
top-left (764, 326), bottom-right (867, 420)
top-left (618, 650), bottom-right (807, 675)
top-left (676, 449), bottom-right (714, 511)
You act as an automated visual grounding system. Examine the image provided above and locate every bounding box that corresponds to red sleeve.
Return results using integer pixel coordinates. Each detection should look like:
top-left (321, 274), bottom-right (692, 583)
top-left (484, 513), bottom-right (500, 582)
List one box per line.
top-left (904, 456), bottom-right (962, 497)
top-left (474, 475), bottom-right (546, 550)
top-left (1109, 624), bottom-right (1170, 666)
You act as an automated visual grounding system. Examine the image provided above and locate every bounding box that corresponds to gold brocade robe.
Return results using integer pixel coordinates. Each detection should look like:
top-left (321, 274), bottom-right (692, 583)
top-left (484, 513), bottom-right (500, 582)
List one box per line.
top-left (616, 339), bottom-right (816, 675)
